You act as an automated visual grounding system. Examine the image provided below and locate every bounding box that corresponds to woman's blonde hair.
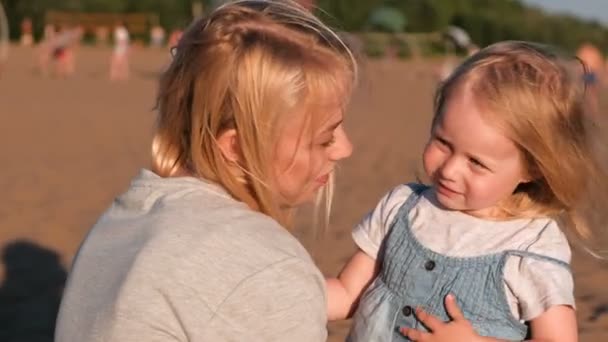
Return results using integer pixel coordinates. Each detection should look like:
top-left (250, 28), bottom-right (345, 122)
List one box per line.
top-left (152, 0), bottom-right (357, 227)
top-left (435, 41), bottom-right (608, 251)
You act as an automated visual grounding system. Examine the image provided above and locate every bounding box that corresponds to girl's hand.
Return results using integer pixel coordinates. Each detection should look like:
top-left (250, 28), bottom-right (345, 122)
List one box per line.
top-left (400, 294), bottom-right (487, 342)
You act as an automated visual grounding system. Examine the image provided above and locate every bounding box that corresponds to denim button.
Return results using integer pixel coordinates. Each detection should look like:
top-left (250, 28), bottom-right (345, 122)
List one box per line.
top-left (424, 260), bottom-right (436, 271)
top-left (402, 305), bottom-right (413, 316)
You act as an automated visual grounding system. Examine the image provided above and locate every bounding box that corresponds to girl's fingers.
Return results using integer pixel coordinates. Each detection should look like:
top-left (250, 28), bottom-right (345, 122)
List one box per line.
top-left (415, 306), bottom-right (443, 331)
top-left (444, 293), bottom-right (465, 321)
top-left (400, 327), bottom-right (429, 341)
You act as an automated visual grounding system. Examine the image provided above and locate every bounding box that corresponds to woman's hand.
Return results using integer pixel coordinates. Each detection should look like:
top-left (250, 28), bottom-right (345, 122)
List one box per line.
top-left (400, 294), bottom-right (490, 342)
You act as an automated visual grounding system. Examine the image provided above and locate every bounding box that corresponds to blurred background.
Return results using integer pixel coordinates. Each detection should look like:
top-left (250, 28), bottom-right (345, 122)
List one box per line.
top-left (1, 1), bottom-right (608, 341)
top-left (4, 0), bottom-right (608, 56)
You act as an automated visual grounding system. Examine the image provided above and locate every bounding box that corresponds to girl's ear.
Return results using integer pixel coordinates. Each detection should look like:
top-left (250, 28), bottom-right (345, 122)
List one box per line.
top-left (520, 156), bottom-right (541, 184)
top-left (519, 170), bottom-right (536, 185)
top-left (216, 129), bottom-right (242, 164)
top-left (520, 173), bottom-right (533, 184)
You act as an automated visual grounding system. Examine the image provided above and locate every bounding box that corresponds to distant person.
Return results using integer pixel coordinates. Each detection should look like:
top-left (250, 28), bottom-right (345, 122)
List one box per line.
top-left (168, 28), bottom-right (183, 50)
top-left (38, 24), bottom-right (56, 76)
top-left (50, 26), bottom-right (79, 78)
top-left (20, 17), bottom-right (33, 47)
top-left (577, 43), bottom-right (605, 113)
top-left (110, 22), bottom-right (130, 81)
top-left (577, 43), bottom-right (604, 85)
top-left (0, 2), bottom-right (7, 77)
top-left (328, 41), bottom-right (608, 342)
top-left (150, 24), bottom-right (166, 48)
top-left (55, 1), bottom-right (356, 341)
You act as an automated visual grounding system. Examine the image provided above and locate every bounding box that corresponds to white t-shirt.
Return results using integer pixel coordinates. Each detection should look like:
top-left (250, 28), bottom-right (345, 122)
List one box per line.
top-left (353, 184), bottom-right (575, 321)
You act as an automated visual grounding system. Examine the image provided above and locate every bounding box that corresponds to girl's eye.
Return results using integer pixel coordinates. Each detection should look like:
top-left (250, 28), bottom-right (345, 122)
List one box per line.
top-left (435, 137), bottom-right (451, 150)
top-left (469, 158), bottom-right (487, 170)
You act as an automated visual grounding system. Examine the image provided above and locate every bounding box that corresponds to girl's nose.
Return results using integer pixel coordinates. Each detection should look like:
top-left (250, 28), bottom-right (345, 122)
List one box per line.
top-left (439, 156), bottom-right (459, 181)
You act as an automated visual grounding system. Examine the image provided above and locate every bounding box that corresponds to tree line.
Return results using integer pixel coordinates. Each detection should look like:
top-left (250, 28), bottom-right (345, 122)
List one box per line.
top-left (2, 0), bottom-right (607, 52)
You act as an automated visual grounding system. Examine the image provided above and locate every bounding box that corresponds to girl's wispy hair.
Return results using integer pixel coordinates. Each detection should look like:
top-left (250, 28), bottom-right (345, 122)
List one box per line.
top-left (435, 41), bottom-right (608, 258)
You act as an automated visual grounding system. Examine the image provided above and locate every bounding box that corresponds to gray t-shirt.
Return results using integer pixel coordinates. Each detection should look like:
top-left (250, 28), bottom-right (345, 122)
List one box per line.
top-left (56, 169), bottom-right (327, 342)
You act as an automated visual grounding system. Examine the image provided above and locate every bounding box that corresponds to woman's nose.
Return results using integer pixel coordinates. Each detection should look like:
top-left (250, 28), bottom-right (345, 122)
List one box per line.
top-left (329, 127), bottom-right (353, 161)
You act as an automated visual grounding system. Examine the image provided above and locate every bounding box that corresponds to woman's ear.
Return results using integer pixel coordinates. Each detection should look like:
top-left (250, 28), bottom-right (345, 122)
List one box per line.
top-left (216, 129), bottom-right (241, 163)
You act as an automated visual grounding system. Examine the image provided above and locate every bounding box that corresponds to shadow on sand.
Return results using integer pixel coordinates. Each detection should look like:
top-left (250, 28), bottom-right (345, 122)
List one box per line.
top-left (0, 240), bottom-right (67, 342)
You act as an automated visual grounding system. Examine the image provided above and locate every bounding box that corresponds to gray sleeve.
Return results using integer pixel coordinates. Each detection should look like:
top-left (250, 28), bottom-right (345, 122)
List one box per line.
top-left (206, 257), bottom-right (328, 342)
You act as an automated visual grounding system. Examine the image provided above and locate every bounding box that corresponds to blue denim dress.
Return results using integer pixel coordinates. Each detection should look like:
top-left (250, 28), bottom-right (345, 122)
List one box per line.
top-left (348, 184), bottom-right (570, 341)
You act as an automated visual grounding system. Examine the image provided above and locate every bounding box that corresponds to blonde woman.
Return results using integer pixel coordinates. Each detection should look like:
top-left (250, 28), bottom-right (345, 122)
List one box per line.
top-left (55, 1), bottom-right (356, 341)
top-left (328, 41), bottom-right (608, 341)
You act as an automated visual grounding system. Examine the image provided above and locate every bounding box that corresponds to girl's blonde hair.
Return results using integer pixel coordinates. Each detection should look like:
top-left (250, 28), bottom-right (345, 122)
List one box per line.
top-left (435, 41), bottom-right (608, 251)
top-left (152, 0), bottom-right (357, 227)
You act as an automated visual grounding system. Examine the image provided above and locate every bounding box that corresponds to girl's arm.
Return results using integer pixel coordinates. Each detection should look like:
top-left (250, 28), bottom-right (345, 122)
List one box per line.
top-left (479, 306), bottom-right (577, 342)
top-left (527, 305), bottom-right (577, 342)
top-left (327, 184), bottom-right (411, 320)
top-left (326, 249), bottom-right (379, 320)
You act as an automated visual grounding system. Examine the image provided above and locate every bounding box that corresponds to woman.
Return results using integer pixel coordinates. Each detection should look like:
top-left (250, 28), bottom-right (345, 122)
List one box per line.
top-left (55, 1), bottom-right (357, 341)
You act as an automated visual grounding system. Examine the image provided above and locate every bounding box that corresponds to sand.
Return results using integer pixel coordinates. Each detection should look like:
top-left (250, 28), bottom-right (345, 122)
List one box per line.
top-left (1, 45), bottom-right (607, 341)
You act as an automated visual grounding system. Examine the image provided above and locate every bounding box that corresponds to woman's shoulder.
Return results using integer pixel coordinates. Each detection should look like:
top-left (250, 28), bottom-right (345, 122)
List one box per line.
top-left (154, 202), bottom-right (310, 264)
top-left (114, 170), bottom-right (314, 268)
top-left (138, 205), bottom-right (319, 297)
top-left (220, 208), bottom-right (310, 259)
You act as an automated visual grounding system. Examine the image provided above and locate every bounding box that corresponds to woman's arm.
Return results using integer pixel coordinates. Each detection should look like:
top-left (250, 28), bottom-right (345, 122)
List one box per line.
top-left (326, 249), bottom-right (378, 320)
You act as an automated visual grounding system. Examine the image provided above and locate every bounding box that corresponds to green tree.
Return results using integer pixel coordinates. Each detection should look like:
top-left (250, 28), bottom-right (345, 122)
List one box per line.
top-left (315, 0), bottom-right (383, 31)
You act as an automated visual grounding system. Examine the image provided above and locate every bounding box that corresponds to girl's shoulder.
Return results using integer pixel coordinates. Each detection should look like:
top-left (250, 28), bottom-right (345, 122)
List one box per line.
top-left (517, 218), bottom-right (571, 263)
top-left (379, 182), bottom-right (428, 209)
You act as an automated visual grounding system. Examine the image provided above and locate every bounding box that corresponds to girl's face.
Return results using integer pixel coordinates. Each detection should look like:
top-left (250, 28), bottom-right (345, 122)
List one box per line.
top-left (423, 87), bottom-right (529, 218)
top-left (273, 103), bottom-right (352, 207)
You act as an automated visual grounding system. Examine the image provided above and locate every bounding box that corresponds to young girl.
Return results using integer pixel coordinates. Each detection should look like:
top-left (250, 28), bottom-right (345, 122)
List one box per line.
top-left (328, 41), bottom-right (608, 341)
top-left (55, 1), bottom-right (356, 341)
